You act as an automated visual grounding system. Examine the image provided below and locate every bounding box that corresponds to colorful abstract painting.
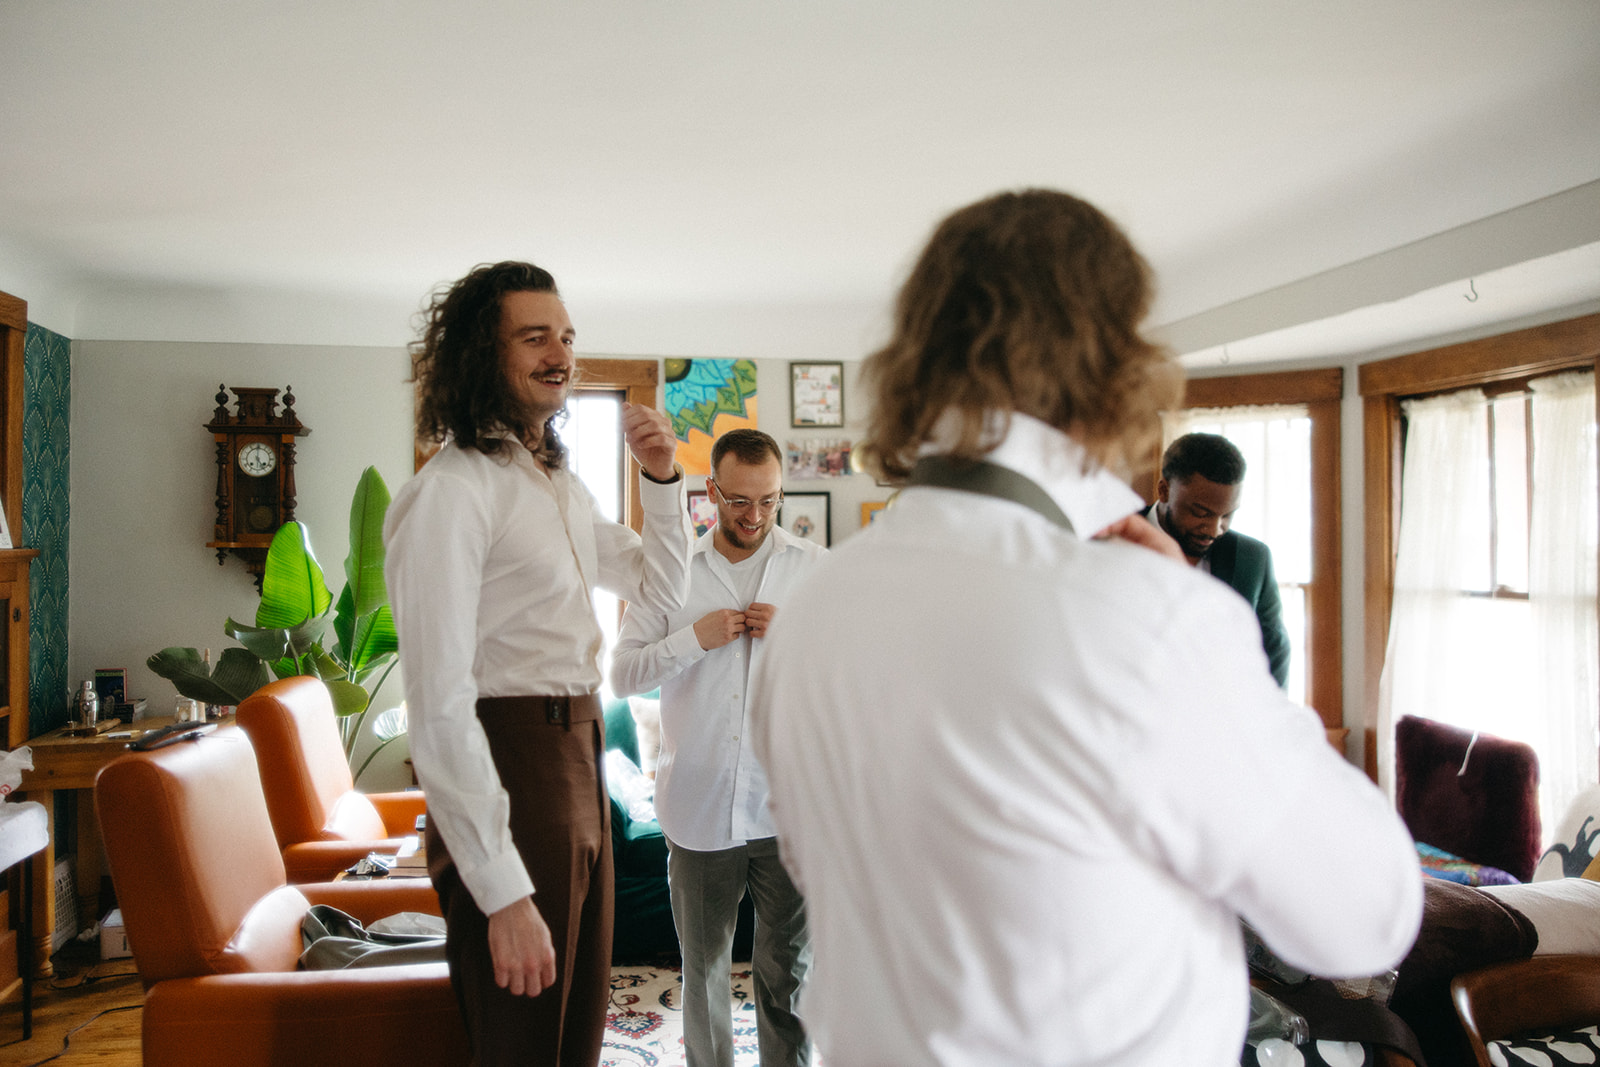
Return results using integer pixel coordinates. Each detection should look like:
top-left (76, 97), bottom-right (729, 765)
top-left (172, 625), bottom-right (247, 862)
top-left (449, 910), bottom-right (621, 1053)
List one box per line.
top-left (664, 358), bottom-right (758, 475)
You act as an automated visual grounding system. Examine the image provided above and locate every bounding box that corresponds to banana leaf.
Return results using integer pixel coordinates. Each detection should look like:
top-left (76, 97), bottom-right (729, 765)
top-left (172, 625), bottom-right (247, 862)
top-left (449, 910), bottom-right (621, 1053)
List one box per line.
top-left (226, 615), bottom-right (328, 675)
top-left (222, 618), bottom-right (292, 661)
top-left (343, 466), bottom-right (391, 621)
top-left (335, 592), bottom-right (398, 677)
top-left (256, 522), bottom-right (332, 631)
top-left (324, 678), bottom-right (372, 717)
top-left (306, 647), bottom-right (347, 684)
top-left (146, 646), bottom-right (272, 706)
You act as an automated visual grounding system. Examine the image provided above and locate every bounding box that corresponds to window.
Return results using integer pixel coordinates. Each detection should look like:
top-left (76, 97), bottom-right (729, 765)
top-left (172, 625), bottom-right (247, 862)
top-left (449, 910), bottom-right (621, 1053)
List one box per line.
top-left (566, 389), bottom-right (626, 690)
top-left (1165, 405), bottom-right (1313, 706)
top-left (568, 360), bottom-right (661, 700)
top-left (1362, 312), bottom-right (1600, 826)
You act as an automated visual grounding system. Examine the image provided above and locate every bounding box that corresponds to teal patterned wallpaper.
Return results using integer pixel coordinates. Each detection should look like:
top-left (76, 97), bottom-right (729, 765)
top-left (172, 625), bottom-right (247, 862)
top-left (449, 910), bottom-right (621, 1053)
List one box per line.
top-left (23, 323), bottom-right (69, 734)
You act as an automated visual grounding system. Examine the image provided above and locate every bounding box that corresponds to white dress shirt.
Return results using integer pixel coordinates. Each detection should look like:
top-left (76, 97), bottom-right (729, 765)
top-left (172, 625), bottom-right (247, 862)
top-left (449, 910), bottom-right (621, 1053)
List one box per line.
top-left (751, 413), bottom-right (1422, 1067)
top-left (611, 525), bottom-right (826, 851)
top-left (384, 436), bottom-right (690, 915)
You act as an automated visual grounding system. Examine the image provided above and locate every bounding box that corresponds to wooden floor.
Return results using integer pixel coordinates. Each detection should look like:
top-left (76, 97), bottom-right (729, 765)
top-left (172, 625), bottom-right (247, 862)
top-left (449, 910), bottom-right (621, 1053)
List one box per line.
top-left (0, 941), bottom-right (143, 1066)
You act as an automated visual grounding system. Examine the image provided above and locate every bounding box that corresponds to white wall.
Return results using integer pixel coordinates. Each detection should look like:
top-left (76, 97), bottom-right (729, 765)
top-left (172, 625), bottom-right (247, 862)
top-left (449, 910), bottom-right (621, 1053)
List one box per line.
top-left (67, 342), bottom-right (881, 788)
top-left (716, 357), bottom-right (884, 548)
top-left (69, 339), bottom-right (417, 785)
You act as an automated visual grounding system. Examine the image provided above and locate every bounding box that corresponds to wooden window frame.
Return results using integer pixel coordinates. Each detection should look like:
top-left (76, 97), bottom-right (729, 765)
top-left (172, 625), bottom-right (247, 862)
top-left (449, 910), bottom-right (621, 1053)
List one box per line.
top-left (1359, 312), bottom-right (1600, 777)
top-left (573, 359), bottom-right (659, 534)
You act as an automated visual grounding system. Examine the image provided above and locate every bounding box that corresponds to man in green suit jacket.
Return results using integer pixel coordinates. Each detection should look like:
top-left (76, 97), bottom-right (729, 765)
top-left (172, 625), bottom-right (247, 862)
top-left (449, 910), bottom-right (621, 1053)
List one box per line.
top-left (1145, 433), bottom-right (1291, 688)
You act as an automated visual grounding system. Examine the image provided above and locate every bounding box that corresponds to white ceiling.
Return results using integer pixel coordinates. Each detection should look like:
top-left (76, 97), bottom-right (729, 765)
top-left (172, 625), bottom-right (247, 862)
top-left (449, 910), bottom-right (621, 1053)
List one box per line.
top-left (2, 1), bottom-right (1598, 364)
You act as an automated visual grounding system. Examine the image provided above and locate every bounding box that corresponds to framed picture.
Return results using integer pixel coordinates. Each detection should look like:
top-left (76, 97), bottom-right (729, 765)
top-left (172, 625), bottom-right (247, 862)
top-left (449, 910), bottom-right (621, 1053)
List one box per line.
top-left (780, 491), bottom-right (831, 547)
top-left (790, 361), bottom-right (845, 428)
top-left (785, 438), bottom-right (853, 480)
top-left (95, 667), bottom-right (127, 706)
top-left (687, 490), bottom-right (718, 537)
top-left (861, 501), bottom-right (888, 526)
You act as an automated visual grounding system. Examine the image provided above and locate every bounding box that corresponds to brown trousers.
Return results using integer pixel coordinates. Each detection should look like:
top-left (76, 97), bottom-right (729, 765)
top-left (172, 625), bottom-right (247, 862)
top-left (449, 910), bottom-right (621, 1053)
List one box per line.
top-left (425, 694), bottom-right (613, 1067)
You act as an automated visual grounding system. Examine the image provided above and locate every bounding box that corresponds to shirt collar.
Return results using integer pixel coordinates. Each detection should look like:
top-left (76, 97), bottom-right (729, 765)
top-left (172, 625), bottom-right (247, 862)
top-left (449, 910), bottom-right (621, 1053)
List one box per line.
top-left (691, 523), bottom-right (802, 563)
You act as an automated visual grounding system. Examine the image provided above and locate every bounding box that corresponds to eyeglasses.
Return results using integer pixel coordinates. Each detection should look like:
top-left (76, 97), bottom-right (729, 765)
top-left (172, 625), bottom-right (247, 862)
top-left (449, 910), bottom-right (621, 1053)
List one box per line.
top-left (710, 479), bottom-right (783, 512)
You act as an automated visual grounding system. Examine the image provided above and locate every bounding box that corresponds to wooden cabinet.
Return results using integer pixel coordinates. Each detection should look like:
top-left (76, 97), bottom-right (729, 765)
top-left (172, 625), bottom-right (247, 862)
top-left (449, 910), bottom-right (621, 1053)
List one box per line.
top-left (0, 564), bottom-right (29, 751)
top-left (0, 288), bottom-right (35, 1000)
top-left (0, 290), bottom-right (31, 751)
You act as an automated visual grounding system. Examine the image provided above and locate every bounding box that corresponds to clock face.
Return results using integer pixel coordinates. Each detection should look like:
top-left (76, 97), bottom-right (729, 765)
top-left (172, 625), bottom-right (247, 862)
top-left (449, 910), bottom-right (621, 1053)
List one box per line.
top-left (237, 441), bottom-right (277, 477)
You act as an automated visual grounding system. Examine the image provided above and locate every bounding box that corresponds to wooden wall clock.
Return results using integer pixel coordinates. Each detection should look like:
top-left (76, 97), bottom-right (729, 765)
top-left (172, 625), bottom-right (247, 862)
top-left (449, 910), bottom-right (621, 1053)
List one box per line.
top-left (205, 385), bottom-right (310, 583)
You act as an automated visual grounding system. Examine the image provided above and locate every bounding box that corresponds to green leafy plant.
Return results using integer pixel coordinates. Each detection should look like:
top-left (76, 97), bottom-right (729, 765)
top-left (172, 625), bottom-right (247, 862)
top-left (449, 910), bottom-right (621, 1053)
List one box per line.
top-left (148, 466), bottom-right (402, 774)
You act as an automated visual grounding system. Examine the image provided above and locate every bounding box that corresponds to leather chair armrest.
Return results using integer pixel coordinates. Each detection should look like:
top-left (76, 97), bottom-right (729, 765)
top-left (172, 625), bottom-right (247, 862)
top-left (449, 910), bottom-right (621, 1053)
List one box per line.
top-left (281, 839), bottom-right (408, 883)
top-left (299, 878), bottom-right (441, 920)
top-left (369, 790), bottom-right (428, 836)
top-left (143, 967), bottom-right (468, 1066)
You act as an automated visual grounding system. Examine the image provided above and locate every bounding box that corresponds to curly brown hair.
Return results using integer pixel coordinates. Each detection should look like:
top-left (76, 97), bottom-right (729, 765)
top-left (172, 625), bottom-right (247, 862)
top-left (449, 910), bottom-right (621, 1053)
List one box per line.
top-left (859, 189), bottom-right (1182, 481)
top-left (411, 260), bottom-right (569, 467)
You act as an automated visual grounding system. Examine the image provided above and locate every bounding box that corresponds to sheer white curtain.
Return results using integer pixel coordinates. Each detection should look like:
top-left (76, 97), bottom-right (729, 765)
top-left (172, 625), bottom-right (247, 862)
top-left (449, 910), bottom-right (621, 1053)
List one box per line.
top-left (1378, 377), bottom-right (1600, 838)
top-left (1377, 389), bottom-right (1494, 801)
top-left (1529, 372), bottom-right (1599, 833)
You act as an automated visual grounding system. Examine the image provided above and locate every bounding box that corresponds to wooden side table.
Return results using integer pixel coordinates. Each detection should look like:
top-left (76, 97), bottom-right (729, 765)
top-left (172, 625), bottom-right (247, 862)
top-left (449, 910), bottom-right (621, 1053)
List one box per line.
top-left (16, 716), bottom-right (216, 977)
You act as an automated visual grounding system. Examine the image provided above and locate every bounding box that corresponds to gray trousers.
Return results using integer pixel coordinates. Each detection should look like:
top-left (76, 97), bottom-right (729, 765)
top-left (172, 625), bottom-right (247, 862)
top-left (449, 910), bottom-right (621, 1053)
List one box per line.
top-left (666, 834), bottom-right (812, 1067)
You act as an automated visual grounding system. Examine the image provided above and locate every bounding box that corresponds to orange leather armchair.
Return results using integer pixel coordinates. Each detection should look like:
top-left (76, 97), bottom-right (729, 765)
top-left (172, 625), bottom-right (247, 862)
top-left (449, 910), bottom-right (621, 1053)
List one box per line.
top-left (236, 676), bottom-right (426, 882)
top-left (95, 728), bottom-right (468, 1066)
top-left (1452, 954), bottom-right (1600, 1067)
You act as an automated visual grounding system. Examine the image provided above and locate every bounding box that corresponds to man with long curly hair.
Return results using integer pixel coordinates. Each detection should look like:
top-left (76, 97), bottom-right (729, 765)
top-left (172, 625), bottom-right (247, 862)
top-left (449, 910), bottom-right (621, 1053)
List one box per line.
top-left (385, 261), bottom-right (690, 1065)
top-left (750, 190), bottom-right (1421, 1065)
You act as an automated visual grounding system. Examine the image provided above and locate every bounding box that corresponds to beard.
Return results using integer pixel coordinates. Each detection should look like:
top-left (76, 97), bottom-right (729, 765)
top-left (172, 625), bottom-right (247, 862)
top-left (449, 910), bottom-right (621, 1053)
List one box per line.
top-left (721, 514), bottom-right (774, 551)
top-left (1156, 505), bottom-right (1214, 561)
top-left (1176, 530), bottom-right (1215, 560)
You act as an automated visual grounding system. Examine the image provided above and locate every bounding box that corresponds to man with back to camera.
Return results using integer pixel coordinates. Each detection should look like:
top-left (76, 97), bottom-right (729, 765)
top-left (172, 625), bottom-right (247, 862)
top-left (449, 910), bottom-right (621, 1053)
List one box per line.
top-left (611, 427), bottom-right (822, 1067)
top-left (748, 189), bottom-right (1422, 1066)
top-left (384, 261), bottom-right (691, 1066)
top-left (1147, 431), bottom-right (1292, 687)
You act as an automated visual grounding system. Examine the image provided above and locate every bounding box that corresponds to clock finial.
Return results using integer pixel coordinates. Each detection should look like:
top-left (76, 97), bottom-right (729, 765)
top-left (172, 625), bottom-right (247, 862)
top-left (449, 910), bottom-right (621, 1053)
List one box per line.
top-left (281, 385), bottom-right (297, 424)
top-left (213, 384), bottom-right (230, 423)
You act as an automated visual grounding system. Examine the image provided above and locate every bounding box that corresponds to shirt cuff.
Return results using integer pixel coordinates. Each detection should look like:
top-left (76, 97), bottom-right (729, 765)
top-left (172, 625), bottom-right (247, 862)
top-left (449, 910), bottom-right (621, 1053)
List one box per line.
top-left (459, 848), bottom-right (538, 917)
top-left (663, 624), bottom-right (709, 663)
top-left (640, 463), bottom-right (683, 485)
top-left (640, 467), bottom-right (686, 512)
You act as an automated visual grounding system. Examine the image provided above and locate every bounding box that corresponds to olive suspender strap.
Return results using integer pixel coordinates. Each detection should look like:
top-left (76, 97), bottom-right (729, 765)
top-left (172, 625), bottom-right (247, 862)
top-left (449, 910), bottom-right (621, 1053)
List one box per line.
top-left (905, 456), bottom-right (1075, 535)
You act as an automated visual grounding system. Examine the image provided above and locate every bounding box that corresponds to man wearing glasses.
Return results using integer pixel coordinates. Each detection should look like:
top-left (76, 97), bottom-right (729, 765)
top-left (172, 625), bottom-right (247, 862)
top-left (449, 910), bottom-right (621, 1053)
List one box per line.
top-left (611, 427), bottom-right (823, 1067)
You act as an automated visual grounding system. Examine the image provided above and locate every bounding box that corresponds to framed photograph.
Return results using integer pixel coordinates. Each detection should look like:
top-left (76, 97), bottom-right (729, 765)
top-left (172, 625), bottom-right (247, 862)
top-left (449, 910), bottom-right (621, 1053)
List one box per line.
top-left (687, 490), bottom-right (718, 538)
top-left (790, 361), bottom-right (845, 428)
top-left (785, 438), bottom-right (853, 480)
top-left (779, 491), bottom-right (831, 547)
top-left (861, 501), bottom-right (888, 526)
top-left (95, 667), bottom-right (127, 706)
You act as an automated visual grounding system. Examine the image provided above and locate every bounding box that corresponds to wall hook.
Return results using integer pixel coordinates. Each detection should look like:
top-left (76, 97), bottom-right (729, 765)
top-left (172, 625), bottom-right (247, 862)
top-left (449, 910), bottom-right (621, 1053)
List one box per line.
top-left (1464, 279), bottom-right (1479, 302)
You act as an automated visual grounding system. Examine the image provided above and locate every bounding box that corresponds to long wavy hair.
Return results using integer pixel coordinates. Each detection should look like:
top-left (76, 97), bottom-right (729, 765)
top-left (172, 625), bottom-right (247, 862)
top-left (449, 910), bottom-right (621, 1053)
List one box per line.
top-left (411, 260), bottom-right (569, 467)
top-left (859, 189), bottom-right (1182, 481)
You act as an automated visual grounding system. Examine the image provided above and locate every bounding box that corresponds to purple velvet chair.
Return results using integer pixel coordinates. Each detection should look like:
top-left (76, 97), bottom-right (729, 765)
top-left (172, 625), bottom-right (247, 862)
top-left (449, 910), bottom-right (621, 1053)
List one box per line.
top-left (1395, 715), bottom-right (1542, 882)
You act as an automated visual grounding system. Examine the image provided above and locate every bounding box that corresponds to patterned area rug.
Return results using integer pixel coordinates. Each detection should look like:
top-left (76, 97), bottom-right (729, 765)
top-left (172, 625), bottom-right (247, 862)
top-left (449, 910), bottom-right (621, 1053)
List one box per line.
top-left (603, 964), bottom-right (761, 1066)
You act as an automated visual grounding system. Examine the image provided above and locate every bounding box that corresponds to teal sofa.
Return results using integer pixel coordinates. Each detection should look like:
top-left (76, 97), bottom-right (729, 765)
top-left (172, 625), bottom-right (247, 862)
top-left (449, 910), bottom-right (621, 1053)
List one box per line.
top-left (603, 695), bottom-right (754, 963)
